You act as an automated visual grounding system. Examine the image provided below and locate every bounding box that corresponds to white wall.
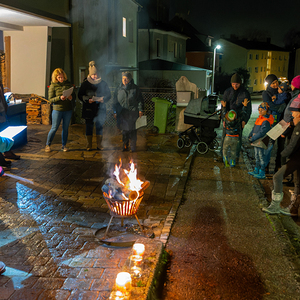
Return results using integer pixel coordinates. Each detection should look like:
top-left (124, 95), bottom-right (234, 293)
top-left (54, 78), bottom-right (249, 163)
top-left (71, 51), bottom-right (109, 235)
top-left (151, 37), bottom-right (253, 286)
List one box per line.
top-left (4, 26), bottom-right (48, 96)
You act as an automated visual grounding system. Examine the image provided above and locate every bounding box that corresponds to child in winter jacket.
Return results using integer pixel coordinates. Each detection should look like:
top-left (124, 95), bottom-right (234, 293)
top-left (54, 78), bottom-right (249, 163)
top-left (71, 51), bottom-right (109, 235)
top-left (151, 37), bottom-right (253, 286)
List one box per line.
top-left (222, 98), bottom-right (249, 167)
top-left (271, 81), bottom-right (291, 125)
top-left (222, 110), bottom-right (242, 167)
top-left (248, 102), bottom-right (274, 179)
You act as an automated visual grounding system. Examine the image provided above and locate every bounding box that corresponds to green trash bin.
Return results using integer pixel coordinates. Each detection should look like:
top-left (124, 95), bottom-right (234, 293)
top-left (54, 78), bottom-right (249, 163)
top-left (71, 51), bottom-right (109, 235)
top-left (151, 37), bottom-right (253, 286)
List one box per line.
top-left (151, 97), bottom-right (172, 134)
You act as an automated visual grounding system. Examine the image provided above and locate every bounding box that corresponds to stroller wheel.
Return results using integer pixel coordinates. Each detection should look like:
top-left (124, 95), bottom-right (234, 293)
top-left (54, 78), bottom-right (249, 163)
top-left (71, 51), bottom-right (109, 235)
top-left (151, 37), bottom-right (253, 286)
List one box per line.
top-left (185, 138), bottom-right (192, 147)
top-left (209, 139), bottom-right (219, 151)
top-left (177, 138), bottom-right (185, 149)
top-left (197, 142), bottom-right (208, 154)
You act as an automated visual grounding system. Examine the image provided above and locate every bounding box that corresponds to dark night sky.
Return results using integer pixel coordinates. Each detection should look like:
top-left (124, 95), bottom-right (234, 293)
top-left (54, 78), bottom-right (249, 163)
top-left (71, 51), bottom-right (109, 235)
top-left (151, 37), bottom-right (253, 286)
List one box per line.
top-left (170, 0), bottom-right (300, 47)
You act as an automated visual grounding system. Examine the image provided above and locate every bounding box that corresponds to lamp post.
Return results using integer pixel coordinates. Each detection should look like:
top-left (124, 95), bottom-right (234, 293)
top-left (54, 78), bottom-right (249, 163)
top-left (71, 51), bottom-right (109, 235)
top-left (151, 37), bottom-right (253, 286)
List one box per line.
top-left (212, 44), bottom-right (221, 94)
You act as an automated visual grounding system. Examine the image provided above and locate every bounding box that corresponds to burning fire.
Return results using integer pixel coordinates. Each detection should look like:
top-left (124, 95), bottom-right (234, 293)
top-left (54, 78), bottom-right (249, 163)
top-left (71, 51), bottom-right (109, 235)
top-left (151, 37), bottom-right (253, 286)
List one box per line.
top-left (103, 160), bottom-right (146, 201)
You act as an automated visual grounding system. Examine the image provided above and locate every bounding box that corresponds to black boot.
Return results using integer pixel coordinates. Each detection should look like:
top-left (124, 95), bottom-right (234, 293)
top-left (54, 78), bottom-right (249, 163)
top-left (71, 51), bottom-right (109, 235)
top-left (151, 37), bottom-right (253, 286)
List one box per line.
top-left (0, 153), bottom-right (11, 167)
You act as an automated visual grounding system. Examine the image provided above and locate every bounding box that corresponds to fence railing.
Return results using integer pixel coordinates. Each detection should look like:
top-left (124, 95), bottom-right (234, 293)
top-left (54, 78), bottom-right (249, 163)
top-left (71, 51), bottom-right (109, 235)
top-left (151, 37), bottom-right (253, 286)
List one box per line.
top-left (75, 88), bottom-right (177, 130)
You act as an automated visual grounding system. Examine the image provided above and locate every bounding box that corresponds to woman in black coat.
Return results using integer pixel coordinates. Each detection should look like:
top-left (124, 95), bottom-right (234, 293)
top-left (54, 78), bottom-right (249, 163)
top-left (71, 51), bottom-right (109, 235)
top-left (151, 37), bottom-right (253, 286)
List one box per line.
top-left (78, 61), bottom-right (111, 150)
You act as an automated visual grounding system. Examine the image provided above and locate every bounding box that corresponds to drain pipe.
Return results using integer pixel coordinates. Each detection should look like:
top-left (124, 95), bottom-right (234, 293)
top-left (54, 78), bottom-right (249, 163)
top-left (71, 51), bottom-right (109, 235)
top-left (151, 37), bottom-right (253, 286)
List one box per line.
top-left (68, 0), bottom-right (74, 85)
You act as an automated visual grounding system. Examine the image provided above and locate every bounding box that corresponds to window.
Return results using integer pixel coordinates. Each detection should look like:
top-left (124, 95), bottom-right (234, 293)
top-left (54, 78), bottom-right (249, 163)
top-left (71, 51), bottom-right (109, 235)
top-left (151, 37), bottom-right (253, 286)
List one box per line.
top-left (122, 17), bottom-right (126, 37)
top-left (254, 79), bottom-right (257, 85)
top-left (278, 67), bottom-right (281, 71)
top-left (260, 67), bottom-right (263, 72)
top-left (261, 53), bottom-right (264, 59)
top-left (179, 44), bottom-right (182, 58)
top-left (255, 67), bottom-right (258, 73)
top-left (260, 78), bottom-right (262, 84)
top-left (249, 54), bottom-right (253, 60)
top-left (264, 67), bottom-right (266, 71)
top-left (156, 39), bottom-right (161, 57)
top-left (174, 42), bottom-right (178, 58)
top-left (279, 55), bottom-right (282, 60)
top-left (248, 67), bottom-right (252, 72)
top-left (255, 54), bottom-right (259, 60)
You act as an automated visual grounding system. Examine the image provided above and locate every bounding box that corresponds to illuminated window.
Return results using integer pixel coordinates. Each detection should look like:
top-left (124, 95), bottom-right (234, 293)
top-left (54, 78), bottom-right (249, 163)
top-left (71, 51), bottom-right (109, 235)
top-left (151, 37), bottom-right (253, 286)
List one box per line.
top-left (174, 42), bottom-right (178, 58)
top-left (123, 17), bottom-right (126, 37)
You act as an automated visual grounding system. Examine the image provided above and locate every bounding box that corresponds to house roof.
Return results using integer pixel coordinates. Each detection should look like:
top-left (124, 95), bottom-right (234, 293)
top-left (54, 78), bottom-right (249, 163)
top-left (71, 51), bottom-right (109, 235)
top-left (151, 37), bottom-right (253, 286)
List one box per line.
top-left (139, 59), bottom-right (211, 72)
top-left (0, 4), bottom-right (70, 31)
top-left (222, 38), bottom-right (289, 52)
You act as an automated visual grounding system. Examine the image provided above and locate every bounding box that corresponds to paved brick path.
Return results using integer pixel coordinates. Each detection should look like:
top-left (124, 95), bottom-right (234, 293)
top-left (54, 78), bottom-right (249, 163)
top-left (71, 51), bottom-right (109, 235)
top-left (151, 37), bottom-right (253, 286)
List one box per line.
top-left (0, 124), bottom-right (191, 299)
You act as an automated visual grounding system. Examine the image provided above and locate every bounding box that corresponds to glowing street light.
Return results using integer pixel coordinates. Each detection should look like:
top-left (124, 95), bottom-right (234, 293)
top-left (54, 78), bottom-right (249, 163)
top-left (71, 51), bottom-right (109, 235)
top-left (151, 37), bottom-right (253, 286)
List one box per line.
top-left (212, 44), bottom-right (221, 94)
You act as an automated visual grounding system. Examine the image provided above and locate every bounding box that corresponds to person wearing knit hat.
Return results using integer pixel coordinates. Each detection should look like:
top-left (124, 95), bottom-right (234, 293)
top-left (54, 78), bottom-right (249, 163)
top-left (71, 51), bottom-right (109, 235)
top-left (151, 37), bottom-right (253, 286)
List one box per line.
top-left (262, 74), bottom-right (287, 174)
top-left (230, 73), bottom-right (242, 84)
top-left (291, 75), bottom-right (300, 90)
top-left (219, 73), bottom-right (252, 162)
top-left (112, 72), bottom-right (144, 152)
top-left (248, 102), bottom-right (274, 179)
top-left (283, 75), bottom-right (300, 123)
top-left (78, 61), bottom-right (111, 150)
top-left (262, 94), bottom-right (300, 216)
top-left (262, 74), bottom-right (286, 116)
top-left (265, 74), bottom-right (278, 87)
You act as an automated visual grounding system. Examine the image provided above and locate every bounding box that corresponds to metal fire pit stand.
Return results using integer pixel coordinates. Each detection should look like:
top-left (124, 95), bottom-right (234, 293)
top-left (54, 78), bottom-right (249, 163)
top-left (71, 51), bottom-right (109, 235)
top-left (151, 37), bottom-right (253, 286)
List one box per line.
top-left (102, 194), bottom-right (144, 240)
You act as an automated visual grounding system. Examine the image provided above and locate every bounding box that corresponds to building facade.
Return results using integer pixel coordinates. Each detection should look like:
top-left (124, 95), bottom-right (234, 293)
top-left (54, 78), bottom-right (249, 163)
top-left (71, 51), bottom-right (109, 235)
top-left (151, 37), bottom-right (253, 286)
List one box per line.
top-left (217, 38), bottom-right (290, 92)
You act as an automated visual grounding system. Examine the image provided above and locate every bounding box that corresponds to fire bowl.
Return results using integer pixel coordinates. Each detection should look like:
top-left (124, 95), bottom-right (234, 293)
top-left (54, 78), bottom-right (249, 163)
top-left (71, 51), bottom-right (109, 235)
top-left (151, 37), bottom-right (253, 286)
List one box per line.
top-left (95, 223), bottom-right (154, 247)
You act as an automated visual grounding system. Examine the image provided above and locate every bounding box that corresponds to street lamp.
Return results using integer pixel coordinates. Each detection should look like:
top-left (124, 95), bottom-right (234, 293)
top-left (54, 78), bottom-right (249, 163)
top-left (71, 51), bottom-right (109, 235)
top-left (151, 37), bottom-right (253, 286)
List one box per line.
top-left (212, 44), bottom-right (221, 94)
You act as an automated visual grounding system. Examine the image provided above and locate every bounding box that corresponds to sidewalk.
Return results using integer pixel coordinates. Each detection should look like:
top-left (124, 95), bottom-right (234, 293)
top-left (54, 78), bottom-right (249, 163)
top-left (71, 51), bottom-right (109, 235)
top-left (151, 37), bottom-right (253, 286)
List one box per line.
top-left (0, 124), bottom-right (192, 300)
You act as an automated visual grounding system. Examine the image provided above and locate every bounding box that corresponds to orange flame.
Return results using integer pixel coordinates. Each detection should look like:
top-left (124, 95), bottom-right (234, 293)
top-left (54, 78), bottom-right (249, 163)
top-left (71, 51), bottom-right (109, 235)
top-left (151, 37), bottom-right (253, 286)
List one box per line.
top-left (113, 160), bottom-right (143, 199)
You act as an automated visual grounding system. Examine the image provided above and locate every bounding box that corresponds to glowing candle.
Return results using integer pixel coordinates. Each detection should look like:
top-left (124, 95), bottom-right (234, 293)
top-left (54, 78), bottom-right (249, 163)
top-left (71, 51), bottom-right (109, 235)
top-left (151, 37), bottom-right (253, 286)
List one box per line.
top-left (130, 255), bottom-right (143, 266)
top-left (116, 272), bottom-right (131, 296)
top-left (131, 265), bottom-right (142, 278)
top-left (132, 243), bottom-right (145, 256)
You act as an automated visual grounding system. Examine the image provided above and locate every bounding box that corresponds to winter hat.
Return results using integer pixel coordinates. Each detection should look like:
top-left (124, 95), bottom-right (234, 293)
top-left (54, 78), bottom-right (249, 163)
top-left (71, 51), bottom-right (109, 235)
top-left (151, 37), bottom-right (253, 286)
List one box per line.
top-left (225, 110), bottom-right (237, 121)
top-left (278, 82), bottom-right (290, 92)
top-left (291, 75), bottom-right (300, 89)
top-left (265, 74), bottom-right (278, 86)
top-left (289, 94), bottom-right (300, 112)
top-left (122, 71), bottom-right (132, 81)
top-left (88, 61), bottom-right (97, 76)
top-left (258, 102), bottom-right (269, 111)
top-left (231, 73), bottom-right (242, 84)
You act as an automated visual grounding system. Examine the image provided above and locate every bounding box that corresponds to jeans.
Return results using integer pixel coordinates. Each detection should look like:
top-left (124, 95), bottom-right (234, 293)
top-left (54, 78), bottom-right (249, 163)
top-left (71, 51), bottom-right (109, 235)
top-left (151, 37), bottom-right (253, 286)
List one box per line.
top-left (223, 136), bottom-right (239, 160)
top-left (254, 147), bottom-right (266, 170)
top-left (46, 110), bottom-right (73, 146)
top-left (85, 109), bottom-right (106, 136)
top-left (273, 164), bottom-right (300, 195)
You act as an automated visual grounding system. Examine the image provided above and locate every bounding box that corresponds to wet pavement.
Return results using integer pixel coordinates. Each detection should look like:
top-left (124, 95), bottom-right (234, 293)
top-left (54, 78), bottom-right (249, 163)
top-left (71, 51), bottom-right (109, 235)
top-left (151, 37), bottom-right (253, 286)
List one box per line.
top-left (1, 107), bottom-right (300, 299)
top-left (0, 124), bottom-right (191, 299)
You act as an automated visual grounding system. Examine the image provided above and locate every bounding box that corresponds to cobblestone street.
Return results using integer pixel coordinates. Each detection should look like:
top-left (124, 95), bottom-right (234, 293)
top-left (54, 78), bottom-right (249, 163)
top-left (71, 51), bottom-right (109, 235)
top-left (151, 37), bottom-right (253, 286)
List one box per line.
top-left (0, 124), bottom-right (191, 299)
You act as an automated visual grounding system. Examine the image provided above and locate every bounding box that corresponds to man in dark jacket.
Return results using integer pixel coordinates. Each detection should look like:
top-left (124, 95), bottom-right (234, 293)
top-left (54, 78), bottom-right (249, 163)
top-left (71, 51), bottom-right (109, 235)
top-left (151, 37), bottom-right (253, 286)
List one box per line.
top-left (220, 73), bottom-right (252, 161)
top-left (113, 72), bottom-right (144, 152)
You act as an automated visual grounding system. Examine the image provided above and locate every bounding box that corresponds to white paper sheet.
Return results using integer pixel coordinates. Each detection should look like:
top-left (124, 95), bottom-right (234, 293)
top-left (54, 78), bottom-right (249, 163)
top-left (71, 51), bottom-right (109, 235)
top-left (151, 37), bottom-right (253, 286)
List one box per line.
top-left (266, 120), bottom-right (289, 140)
top-left (62, 87), bottom-right (74, 98)
top-left (136, 116), bottom-right (147, 129)
top-left (92, 96), bottom-right (103, 102)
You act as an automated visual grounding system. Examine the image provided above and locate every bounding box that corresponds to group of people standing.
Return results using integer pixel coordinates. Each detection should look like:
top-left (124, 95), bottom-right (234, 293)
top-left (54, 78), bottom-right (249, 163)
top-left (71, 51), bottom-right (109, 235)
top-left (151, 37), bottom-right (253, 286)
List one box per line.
top-left (45, 61), bottom-right (144, 154)
top-left (221, 72), bottom-right (300, 217)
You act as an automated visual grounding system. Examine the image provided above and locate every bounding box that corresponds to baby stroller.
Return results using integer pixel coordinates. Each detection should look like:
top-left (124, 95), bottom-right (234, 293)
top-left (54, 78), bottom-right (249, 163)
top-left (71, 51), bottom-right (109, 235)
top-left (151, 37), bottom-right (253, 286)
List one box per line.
top-left (177, 95), bottom-right (221, 154)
